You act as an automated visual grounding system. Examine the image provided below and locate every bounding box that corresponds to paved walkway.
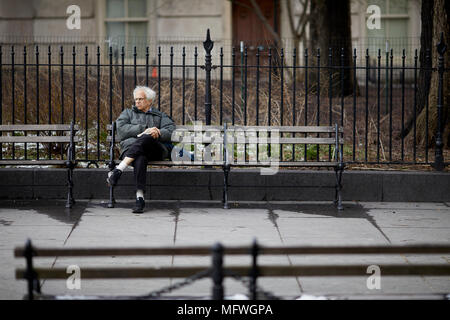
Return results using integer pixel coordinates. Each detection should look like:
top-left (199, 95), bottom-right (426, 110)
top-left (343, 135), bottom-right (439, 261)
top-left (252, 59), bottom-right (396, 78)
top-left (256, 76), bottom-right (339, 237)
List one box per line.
top-left (1, 200), bottom-right (449, 300)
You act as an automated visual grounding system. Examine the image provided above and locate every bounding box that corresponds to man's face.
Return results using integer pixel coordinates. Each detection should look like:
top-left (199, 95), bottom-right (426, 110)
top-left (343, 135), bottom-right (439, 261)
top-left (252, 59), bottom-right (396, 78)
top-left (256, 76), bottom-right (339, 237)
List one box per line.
top-left (134, 90), bottom-right (151, 112)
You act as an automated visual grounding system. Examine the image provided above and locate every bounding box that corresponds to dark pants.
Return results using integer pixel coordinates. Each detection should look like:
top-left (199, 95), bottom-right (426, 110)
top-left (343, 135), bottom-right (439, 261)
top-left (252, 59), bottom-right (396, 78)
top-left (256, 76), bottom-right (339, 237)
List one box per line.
top-left (123, 135), bottom-right (164, 191)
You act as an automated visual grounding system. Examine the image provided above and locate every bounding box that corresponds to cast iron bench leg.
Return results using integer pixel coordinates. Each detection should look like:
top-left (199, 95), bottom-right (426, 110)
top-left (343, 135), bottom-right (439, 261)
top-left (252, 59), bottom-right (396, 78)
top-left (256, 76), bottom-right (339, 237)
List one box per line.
top-left (222, 164), bottom-right (230, 209)
top-left (334, 167), bottom-right (344, 211)
top-left (108, 184), bottom-right (116, 208)
top-left (107, 160), bottom-right (116, 208)
top-left (65, 167), bottom-right (75, 209)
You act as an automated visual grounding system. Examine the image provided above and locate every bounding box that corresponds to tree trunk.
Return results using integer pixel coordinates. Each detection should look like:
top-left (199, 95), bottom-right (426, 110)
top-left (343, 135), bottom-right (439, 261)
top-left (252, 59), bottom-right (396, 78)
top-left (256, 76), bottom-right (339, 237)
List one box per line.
top-left (416, 0), bottom-right (450, 149)
top-left (309, 0), bottom-right (354, 96)
top-left (400, 0), bottom-right (434, 139)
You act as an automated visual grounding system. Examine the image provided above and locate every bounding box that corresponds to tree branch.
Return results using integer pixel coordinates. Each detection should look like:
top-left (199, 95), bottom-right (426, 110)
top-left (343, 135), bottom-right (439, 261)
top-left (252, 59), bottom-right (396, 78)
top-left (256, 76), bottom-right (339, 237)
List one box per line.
top-left (248, 0), bottom-right (282, 44)
top-left (286, 0), bottom-right (297, 38)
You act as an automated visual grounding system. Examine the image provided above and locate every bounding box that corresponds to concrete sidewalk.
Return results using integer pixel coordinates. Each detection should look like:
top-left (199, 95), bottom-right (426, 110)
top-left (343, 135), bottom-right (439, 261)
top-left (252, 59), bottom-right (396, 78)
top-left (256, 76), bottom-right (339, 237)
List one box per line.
top-left (1, 199), bottom-right (449, 300)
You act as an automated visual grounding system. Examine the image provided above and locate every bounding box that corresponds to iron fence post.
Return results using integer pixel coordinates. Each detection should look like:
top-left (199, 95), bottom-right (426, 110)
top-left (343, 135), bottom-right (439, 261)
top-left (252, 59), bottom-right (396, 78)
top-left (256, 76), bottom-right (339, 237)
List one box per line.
top-left (158, 46), bottom-right (161, 111)
top-left (194, 47), bottom-right (198, 120)
top-left (23, 46), bottom-right (27, 160)
top-left (109, 46), bottom-right (113, 125)
top-left (203, 29), bottom-right (214, 125)
top-left (11, 46), bottom-right (15, 159)
top-left (434, 33), bottom-right (446, 171)
top-left (72, 46), bottom-right (75, 124)
top-left (170, 46), bottom-right (173, 118)
top-left (36, 46), bottom-right (40, 160)
top-left (0, 45), bottom-right (2, 160)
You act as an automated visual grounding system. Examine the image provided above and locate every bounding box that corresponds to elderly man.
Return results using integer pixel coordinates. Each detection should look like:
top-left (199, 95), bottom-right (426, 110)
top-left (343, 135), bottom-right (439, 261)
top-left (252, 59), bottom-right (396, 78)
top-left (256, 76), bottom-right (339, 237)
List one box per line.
top-left (107, 86), bottom-right (175, 213)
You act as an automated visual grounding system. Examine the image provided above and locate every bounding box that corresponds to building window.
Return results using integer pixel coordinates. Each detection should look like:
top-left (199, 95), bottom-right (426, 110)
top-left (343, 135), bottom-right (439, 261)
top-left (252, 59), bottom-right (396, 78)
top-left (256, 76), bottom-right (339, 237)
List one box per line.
top-left (105, 0), bottom-right (148, 57)
top-left (366, 0), bottom-right (409, 55)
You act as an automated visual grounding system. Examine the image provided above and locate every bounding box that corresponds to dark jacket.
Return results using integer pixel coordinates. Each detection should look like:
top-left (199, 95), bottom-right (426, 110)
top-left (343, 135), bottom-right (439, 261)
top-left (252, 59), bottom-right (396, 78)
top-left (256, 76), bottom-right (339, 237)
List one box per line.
top-left (115, 106), bottom-right (176, 159)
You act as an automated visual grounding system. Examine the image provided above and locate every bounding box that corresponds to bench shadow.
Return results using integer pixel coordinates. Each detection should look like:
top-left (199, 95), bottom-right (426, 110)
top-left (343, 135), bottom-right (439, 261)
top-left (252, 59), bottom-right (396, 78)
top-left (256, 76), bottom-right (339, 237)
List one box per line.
top-left (124, 200), bottom-right (390, 243)
top-left (0, 199), bottom-right (391, 244)
top-left (97, 200), bottom-right (367, 219)
top-left (0, 199), bottom-right (88, 225)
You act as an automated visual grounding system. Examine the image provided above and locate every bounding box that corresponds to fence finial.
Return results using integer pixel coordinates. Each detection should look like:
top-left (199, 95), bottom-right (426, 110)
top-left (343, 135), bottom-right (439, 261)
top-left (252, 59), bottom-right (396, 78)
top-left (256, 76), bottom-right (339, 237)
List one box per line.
top-left (204, 29), bottom-right (214, 52)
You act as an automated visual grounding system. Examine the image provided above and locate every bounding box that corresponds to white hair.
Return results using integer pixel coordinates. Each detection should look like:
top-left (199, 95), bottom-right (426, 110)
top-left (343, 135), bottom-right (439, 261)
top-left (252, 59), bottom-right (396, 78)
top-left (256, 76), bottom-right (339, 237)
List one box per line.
top-left (133, 86), bottom-right (156, 101)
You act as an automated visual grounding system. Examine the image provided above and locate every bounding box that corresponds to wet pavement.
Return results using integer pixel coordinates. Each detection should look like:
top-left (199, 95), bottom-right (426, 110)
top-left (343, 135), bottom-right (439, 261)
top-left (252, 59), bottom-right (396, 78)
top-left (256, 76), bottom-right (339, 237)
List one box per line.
top-left (1, 199), bottom-right (449, 300)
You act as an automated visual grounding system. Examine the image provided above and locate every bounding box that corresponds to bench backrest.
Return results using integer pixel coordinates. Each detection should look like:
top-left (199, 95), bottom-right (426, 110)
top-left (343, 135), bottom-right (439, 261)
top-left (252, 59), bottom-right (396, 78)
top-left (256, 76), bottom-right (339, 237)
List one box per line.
top-left (0, 124), bottom-right (80, 144)
top-left (223, 124), bottom-right (344, 164)
top-left (0, 123), bottom-right (80, 162)
top-left (107, 122), bottom-right (344, 165)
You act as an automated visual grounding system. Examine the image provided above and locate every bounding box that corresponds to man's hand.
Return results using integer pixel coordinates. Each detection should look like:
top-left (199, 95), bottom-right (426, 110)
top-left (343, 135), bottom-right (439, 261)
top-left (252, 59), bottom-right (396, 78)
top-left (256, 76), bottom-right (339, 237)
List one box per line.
top-left (138, 127), bottom-right (160, 139)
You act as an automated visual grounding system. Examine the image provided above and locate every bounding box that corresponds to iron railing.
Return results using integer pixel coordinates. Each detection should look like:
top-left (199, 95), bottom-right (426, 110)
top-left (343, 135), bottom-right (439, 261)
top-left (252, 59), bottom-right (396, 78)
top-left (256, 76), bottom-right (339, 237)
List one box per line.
top-left (0, 30), bottom-right (447, 169)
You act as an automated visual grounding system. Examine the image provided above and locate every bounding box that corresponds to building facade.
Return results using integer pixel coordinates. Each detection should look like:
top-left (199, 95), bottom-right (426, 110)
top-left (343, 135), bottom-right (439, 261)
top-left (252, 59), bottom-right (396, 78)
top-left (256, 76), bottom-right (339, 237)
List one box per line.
top-left (0, 0), bottom-right (421, 76)
top-left (0, 1), bottom-right (421, 46)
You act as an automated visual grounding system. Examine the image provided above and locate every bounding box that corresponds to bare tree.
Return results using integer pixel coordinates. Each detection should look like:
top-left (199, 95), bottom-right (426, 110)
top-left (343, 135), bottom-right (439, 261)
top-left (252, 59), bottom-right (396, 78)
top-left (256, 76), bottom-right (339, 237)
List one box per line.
top-left (285, 0), bottom-right (311, 67)
top-left (231, 0), bottom-right (310, 80)
top-left (400, 0), bottom-right (434, 140)
top-left (415, 0), bottom-right (450, 149)
top-left (308, 0), bottom-right (355, 96)
top-left (231, 0), bottom-right (354, 93)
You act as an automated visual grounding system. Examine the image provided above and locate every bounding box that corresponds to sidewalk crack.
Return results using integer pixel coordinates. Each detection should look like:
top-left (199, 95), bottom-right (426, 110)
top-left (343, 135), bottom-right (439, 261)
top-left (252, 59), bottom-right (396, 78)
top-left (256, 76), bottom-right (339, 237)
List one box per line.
top-left (169, 203), bottom-right (180, 287)
top-left (41, 200), bottom-right (87, 290)
top-left (267, 203), bottom-right (304, 294)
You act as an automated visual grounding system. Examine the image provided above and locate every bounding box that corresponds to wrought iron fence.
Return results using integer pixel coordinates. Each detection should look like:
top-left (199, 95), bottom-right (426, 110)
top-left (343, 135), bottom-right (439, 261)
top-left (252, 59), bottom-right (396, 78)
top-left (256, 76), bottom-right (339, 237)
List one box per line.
top-left (0, 30), bottom-right (447, 169)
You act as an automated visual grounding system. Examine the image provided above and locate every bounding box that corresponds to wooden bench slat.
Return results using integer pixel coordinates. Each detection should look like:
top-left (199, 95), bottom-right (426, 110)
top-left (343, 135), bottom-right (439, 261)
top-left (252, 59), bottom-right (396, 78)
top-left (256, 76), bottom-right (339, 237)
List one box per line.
top-left (14, 247), bottom-right (212, 257)
top-left (0, 124), bottom-right (79, 131)
top-left (277, 161), bottom-right (337, 166)
top-left (226, 161), bottom-right (338, 167)
top-left (16, 267), bottom-right (208, 279)
top-left (0, 160), bottom-right (68, 165)
top-left (106, 124), bottom-right (224, 131)
top-left (16, 264), bottom-right (450, 280)
top-left (106, 136), bottom-right (223, 144)
top-left (172, 136), bottom-right (222, 144)
top-left (276, 137), bottom-right (343, 145)
top-left (107, 137), bottom-right (342, 144)
top-left (148, 160), bottom-right (224, 166)
top-left (224, 137), bottom-right (343, 144)
top-left (106, 125), bottom-right (342, 134)
top-left (227, 125), bottom-right (343, 133)
top-left (15, 244), bottom-right (450, 258)
top-left (0, 136), bottom-right (75, 143)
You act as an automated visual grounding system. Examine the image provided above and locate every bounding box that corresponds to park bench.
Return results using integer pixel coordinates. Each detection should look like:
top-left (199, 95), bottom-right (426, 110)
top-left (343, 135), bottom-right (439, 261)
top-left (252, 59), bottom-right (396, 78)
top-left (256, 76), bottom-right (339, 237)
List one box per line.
top-left (14, 239), bottom-right (450, 300)
top-left (222, 123), bottom-right (345, 210)
top-left (107, 122), bottom-right (345, 210)
top-left (0, 123), bottom-right (79, 208)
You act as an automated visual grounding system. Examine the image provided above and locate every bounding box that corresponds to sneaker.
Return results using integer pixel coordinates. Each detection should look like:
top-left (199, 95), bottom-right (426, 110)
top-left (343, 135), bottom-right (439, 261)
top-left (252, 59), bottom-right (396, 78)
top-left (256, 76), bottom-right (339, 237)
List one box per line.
top-left (106, 168), bottom-right (122, 187)
top-left (132, 197), bottom-right (145, 214)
